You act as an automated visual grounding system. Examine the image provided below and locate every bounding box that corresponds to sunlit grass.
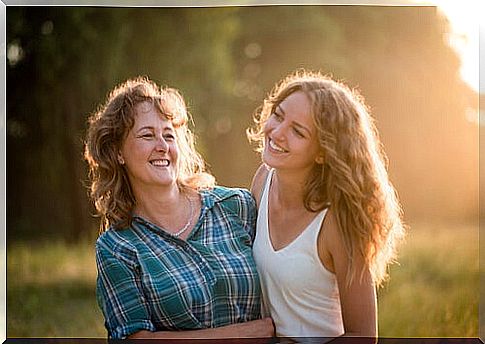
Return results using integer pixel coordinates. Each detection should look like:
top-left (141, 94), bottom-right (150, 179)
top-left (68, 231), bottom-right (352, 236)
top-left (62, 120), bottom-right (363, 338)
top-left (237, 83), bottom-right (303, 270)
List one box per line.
top-left (378, 221), bottom-right (478, 337)
top-left (6, 222), bottom-right (478, 337)
top-left (8, 241), bottom-right (97, 285)
top-left (7, 241), bottom-right (105, 337)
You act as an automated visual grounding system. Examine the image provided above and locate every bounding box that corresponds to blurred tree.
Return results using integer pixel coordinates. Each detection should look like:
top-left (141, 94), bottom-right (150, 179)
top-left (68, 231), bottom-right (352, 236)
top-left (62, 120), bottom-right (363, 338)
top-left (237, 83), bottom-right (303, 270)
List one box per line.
top-left (7, 8), bottom-right (132, 241)
top-left (6, 5), bottom-right (477, 242)
top-left (6, 7), bottom-right (242, 241)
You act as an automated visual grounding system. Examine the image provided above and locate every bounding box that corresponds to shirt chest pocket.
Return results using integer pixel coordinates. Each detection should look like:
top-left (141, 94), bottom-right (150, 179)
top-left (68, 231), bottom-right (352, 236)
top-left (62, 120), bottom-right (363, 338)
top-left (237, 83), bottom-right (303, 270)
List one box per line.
top-left (139, 250), bottom-right (215, 329)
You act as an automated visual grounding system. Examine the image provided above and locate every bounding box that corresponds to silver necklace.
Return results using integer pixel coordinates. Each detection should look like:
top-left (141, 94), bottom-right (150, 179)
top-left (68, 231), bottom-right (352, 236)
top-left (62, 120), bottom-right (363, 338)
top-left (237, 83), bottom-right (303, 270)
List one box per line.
top-left (172, 194), bottom-right (194, 237)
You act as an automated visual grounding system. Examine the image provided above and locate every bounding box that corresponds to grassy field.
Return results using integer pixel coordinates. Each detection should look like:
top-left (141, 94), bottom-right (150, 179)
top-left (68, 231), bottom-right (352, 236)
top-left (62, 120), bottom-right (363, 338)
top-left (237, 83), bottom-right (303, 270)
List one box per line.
top-left (7, 222), bottom-right (478, 338)
top-left (378, 222), bottom-right (478, 337)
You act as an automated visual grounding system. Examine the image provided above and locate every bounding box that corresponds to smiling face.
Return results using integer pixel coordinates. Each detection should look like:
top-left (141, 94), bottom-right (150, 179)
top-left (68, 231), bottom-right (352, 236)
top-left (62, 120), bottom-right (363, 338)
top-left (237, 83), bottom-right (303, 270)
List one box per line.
top-left (262, 91), bottom-right (322, 175)
top-left (120, 101), bottom-right (179, 194)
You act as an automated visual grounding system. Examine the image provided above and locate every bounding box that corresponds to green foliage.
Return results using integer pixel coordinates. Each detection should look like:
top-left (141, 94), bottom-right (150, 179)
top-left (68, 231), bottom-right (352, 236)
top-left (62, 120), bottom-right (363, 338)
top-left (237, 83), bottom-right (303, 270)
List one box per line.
top-left (6, 223), bottom-right (478, 337)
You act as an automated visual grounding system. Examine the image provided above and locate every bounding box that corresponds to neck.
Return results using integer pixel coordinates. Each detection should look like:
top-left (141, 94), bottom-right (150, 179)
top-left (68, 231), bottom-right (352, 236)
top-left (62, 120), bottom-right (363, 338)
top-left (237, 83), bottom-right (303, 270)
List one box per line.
top-left (134, 184), bottom-right (183, 221)
top-left (271, 169), bottom-right (309, 209)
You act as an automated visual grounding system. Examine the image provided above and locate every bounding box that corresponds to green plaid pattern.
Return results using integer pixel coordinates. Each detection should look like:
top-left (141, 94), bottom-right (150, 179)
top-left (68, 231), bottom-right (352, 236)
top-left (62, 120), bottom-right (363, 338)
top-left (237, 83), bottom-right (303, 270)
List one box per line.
top-left (96, 187), bottom-right (262, 339)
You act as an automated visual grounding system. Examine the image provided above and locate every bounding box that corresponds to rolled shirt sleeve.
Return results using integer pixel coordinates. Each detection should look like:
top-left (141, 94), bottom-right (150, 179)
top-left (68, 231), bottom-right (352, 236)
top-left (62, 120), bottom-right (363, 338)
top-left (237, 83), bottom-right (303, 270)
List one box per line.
top-left (95, 187), bottom-right (262, 338)
top-left (96, 233), bottom-right (157, 339)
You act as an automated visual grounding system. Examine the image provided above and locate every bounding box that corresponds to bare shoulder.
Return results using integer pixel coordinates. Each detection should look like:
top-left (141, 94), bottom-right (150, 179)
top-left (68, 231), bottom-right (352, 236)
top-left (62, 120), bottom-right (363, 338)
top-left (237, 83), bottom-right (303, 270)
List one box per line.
top-left (250, 164), bottom-right (270, 208)
top-left (318, 208), bottom-right (343, 273)
top-left (321, 208), bottom-right (344, 251)
top-left (321, 207), bottom-right (365, 273)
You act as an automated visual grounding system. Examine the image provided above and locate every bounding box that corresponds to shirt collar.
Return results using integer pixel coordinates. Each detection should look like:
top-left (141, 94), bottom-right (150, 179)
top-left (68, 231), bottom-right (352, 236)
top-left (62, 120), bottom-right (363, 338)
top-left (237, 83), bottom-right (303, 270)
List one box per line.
top-left (200, 186), bottom-right (240, 210)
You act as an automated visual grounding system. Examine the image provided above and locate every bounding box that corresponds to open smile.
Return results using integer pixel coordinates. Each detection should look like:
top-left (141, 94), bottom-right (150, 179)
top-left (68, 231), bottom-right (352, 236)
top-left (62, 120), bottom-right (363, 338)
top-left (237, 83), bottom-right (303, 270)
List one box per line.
top-left (149, 159), bottom-right (170, 167)
top-left (268, 138), bottom-right (288, 153)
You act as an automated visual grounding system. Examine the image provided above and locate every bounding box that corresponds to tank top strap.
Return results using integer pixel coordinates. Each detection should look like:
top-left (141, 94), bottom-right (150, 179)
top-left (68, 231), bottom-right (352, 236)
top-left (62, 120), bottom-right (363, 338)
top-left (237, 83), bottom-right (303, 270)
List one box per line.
top-left (307, 207), bottom-right (329, 247)
top-left (259, 168), bottom-right (328, 252)
top-left (256, 168), bottom-right (274, 248)
top-left (260, 168), bottom-right (274, 209)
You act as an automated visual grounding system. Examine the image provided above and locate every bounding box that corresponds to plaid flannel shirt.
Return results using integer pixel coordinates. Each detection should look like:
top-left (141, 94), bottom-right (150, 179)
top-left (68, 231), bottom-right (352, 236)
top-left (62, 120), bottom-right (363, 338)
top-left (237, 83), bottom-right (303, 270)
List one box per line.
top-left (96, 186), bottom-right (262, 339)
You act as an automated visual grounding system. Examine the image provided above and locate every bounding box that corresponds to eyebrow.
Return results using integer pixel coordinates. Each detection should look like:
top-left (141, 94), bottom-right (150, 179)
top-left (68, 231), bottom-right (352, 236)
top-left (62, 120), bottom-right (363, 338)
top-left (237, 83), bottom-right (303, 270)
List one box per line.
top-left (275, 105), bottom-right (312, 136)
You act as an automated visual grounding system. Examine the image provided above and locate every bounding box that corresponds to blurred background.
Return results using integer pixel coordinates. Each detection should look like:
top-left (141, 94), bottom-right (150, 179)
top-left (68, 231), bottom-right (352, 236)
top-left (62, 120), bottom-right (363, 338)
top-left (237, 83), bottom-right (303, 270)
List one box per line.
top-left (6, 4), bottom-right (479, 338)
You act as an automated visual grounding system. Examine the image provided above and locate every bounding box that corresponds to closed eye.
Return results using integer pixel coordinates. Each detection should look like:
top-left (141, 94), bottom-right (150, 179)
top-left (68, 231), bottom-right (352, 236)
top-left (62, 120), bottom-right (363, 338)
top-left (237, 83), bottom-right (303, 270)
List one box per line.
top-left (293, 127), bottom-right (305, 138)
top-left (272, 111), bottom-right (283, 122)
top-left (138, 133), bottom-right (155, 139)
top-left (163, 133), bottom-right (175, 141)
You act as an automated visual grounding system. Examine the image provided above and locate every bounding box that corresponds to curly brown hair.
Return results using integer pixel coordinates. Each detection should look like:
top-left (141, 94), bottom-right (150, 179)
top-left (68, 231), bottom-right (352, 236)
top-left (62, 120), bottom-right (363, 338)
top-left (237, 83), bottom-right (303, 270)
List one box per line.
top-left (85, 77), bottom-right (215, 232)
top-left (248, 69), bottom-right (405, 286)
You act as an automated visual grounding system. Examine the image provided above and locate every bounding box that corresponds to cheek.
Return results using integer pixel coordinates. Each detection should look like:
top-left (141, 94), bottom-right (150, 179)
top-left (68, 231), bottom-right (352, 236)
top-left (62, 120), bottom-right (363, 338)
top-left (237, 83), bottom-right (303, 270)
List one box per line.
top-left (170, 143), bottom-right (179, 158)
top-left (120, 141), bottom-right (133, 161)
top-left (168, 141), bottom-right (181, 164)
top-left (124, 142), bottom-right (146, 158)
top-left (306, 144), bottom-right (321, 162)
top-left (263, 119), bottom-right (273, 135)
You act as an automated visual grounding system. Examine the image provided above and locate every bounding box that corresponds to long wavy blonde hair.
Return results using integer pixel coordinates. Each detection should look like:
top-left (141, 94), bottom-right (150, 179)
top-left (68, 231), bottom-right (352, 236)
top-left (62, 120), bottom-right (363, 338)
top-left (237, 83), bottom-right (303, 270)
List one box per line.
top-left (85, 77), bottom-right (215, 232)
top-left (248, 70), bottom-right (405, 287)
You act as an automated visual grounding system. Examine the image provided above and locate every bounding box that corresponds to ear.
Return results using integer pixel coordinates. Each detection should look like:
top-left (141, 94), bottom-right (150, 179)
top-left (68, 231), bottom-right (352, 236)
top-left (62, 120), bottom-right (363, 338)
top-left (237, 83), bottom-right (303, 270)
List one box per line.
top-left (315, 154), bottom-right (324, 165)
top-left (117, 152), bottom-right (125, 165)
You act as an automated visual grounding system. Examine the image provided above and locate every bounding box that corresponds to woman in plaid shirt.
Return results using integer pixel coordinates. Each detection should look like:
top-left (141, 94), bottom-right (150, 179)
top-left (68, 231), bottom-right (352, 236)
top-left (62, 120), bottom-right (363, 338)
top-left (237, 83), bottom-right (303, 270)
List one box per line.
top-left (85, 77), bottom-right (273, 339)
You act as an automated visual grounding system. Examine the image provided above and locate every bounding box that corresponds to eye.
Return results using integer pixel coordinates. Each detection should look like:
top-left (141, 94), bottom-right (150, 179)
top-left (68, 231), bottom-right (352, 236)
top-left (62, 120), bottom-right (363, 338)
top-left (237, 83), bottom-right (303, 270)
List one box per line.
top-left (293, 127), bottom-right (305, 138)
top-left (138, 132), bottom-right (155, 139)
top-left (163, 133), bottom-right (175, 141)
top-left (272, 111), bottom-right (283, 122)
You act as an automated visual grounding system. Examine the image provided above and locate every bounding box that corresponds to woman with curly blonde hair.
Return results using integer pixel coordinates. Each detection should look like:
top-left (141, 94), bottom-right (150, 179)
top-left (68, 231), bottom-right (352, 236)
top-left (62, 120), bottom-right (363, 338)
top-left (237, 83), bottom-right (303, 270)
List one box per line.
top-left (248, 70), bottom-right (405, 339)
top-left (85, 77), bottom-right (273, 339)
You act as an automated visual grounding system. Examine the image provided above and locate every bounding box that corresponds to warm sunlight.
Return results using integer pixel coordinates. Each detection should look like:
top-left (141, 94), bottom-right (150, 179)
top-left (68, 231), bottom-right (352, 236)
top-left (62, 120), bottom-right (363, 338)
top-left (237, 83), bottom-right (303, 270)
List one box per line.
top-left (440, 1), bottom-right (480, 94)
top-left (418, 0), bottom-right (481, 93)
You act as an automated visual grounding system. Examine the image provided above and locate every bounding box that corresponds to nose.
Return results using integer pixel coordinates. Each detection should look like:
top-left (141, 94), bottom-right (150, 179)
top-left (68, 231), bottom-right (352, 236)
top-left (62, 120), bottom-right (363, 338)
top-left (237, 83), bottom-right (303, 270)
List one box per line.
top-left (155, 135), bottom-right (168, 152)
top-left (271, 122), bottom-right (287, 142)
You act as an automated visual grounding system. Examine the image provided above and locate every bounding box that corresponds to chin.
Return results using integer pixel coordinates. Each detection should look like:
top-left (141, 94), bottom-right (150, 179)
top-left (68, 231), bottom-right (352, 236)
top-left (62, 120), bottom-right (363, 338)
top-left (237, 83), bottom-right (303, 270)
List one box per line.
top-left (153, 176), bottom-right (177, 187)
top-left (262, 152), bottom-right (281, 169)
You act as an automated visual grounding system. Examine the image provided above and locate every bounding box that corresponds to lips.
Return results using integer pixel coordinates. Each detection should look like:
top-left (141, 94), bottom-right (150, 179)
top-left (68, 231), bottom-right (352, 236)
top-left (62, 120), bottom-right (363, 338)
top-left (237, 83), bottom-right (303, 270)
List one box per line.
top-left (150, 159), bottom-right (170, 167)
top-left (268, 138), bottom-right (288, 153)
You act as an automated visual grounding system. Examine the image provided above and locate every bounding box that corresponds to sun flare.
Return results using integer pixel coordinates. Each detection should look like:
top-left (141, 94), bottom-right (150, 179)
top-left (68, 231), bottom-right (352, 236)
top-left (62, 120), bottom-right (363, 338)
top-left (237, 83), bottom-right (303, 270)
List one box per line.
top-left (414, 0), bottom-right (481, 93)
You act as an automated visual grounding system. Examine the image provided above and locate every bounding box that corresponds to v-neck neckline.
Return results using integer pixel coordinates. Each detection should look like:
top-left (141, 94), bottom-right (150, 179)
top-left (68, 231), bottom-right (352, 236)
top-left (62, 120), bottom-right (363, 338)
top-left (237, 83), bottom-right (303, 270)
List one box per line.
top-left (265, 169), bottom-right (324, 253)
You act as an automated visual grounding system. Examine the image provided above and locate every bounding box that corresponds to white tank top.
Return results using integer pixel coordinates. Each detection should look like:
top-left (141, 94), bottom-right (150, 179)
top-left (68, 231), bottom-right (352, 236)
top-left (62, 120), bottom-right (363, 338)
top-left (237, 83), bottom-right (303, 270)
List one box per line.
top-left (253, 169), bottom-right (344, 338)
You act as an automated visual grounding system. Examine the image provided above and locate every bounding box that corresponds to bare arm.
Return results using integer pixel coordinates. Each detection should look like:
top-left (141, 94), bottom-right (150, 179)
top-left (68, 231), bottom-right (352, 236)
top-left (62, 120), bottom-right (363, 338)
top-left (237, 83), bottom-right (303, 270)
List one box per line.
top-left (319, 209), bottom-right (377, 340)
top-left (250, 164), bottom-right (270, 208)
top-left (128, 317), bottom-right (274, 339)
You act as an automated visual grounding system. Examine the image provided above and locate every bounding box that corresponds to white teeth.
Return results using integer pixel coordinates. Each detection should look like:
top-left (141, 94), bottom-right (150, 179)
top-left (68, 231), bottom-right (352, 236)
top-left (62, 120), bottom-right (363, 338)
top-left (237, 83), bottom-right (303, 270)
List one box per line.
top-left (269, 139), bottom-right (287, 153)
top-left (151, 159), bottom-right (169, 167)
